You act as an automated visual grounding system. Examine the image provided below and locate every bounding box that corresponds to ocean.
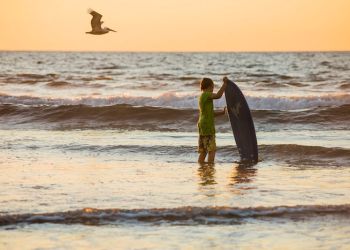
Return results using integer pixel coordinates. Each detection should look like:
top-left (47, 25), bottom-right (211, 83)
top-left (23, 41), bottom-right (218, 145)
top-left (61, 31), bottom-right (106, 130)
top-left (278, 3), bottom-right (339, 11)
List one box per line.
top-left (0, 52), bottom-right (349, 249)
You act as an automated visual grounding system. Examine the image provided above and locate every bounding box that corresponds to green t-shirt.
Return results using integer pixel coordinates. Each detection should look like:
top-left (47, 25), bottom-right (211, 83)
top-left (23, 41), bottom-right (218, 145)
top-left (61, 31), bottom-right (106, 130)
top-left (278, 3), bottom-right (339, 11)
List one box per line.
top-left (198, 91), bottom-right (215, 135)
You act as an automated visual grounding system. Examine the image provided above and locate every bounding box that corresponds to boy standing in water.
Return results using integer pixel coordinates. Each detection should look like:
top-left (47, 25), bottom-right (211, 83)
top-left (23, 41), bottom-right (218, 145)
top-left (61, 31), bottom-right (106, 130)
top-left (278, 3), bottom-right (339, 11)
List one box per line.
top-left (198, 77), bottom-right (228, 164)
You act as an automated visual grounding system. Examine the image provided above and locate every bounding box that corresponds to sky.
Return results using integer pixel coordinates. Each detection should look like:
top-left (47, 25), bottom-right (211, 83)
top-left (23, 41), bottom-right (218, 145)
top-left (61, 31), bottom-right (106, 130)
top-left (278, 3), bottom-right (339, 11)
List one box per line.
top-left (1, 0), bottom-right (350, 52)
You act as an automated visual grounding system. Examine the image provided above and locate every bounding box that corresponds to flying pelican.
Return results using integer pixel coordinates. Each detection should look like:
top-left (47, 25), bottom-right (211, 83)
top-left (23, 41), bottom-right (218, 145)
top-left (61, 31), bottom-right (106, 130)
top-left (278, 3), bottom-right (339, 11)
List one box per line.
top-left (86, 9), bottom-right (116, 35)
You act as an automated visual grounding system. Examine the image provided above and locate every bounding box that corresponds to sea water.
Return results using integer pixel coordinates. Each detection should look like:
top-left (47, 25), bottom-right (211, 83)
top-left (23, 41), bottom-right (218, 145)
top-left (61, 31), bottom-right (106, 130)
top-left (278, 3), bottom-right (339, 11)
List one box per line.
top-left (0, 52), bottom-right (350, 249)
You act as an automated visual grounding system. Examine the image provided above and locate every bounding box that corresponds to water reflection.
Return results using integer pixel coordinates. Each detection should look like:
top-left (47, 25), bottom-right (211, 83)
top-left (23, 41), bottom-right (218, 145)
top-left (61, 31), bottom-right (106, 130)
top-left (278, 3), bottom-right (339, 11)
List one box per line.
top-left (230, 162), bottom-right (258, 185)
top-left (228, 162), bottom-right (258, 195)
top-left (197, 163), bottom-right (217, 186)
top-left (197, 161), bottom-right (258, 197)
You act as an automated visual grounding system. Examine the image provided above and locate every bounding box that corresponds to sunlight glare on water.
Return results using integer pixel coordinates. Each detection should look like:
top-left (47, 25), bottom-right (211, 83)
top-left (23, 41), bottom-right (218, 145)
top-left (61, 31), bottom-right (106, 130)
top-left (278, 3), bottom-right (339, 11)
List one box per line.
top-left (0, 52), bottom-right (349, 249)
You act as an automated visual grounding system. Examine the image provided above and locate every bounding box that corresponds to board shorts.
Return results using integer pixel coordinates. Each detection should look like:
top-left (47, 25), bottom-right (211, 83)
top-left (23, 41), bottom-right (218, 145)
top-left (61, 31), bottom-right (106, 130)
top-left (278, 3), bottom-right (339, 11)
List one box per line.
top-left (198, 135), bottom-right (216, 153)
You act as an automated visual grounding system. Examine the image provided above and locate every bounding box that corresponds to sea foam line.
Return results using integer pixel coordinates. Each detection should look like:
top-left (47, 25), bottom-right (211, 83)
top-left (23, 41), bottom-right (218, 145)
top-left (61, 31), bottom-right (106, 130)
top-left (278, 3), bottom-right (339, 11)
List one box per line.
top-left (1, 92), bottom-right (350, 110)
top-left (1, 204), bottom-right (349, 226)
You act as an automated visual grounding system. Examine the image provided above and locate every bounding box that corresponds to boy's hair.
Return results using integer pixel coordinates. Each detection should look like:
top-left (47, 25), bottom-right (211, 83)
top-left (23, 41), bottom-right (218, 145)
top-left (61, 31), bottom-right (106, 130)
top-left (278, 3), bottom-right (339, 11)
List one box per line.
top-left (200, 78), bottom-right (214, 90)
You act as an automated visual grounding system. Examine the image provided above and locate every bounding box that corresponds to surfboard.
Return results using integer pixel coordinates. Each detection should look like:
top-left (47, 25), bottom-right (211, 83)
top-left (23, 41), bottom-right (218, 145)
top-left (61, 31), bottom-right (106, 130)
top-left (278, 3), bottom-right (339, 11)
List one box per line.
top-left (225, 80), bottom-right (258, 162)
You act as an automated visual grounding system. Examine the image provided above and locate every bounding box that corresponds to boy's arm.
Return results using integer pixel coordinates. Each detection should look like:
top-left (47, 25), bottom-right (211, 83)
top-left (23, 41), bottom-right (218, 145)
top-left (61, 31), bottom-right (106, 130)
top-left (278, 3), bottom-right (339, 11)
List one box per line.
top-left (210, 77), bottom-right (229, 99)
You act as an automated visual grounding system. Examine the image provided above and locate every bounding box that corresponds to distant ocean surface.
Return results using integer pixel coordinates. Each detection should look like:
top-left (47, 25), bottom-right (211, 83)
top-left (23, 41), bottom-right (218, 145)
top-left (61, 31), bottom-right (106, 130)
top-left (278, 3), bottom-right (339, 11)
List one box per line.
top-left (1, 52), bottom-right (350, 249)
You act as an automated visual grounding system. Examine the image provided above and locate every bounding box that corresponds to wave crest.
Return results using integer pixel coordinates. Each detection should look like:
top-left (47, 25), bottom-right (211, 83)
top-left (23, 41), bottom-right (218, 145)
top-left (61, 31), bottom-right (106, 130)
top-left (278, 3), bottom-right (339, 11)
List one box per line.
top-left (1, 93), bottom-right (349, 110)
top-left (1, 204), bottom-right (349, 226)
top-left (0, 104), bottom-right (349, 130)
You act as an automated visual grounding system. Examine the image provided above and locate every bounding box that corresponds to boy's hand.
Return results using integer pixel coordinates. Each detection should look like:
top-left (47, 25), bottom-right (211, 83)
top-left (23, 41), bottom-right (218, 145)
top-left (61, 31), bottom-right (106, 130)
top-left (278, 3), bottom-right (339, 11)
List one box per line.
top-left (212, 77), bottom-right (229, 99)
top-left (224, 106), bottom-right (228, 116)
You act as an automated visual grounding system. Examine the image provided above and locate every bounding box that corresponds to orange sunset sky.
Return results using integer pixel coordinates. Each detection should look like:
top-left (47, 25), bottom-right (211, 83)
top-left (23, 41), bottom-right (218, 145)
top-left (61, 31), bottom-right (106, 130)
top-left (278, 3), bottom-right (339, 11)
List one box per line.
top-left (1, 0), bottom-right (350, 52)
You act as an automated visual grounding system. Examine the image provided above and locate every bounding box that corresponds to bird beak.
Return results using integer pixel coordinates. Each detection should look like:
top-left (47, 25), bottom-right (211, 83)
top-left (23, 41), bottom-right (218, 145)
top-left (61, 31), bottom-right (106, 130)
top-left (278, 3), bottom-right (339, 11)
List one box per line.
top-left (108, 28), bottom-right (117, 32)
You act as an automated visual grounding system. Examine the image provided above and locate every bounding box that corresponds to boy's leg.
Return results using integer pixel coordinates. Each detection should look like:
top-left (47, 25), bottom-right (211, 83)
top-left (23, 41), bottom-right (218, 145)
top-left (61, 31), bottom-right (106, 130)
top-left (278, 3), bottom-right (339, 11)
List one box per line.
top-left (198, 135), bottom-right (207, 163)
top-left (198, 151), bottom-right (207, 163)
top-left (208, 151), bottom-right (216, 164)
top-left (207, 135), bottom-right (216, 163)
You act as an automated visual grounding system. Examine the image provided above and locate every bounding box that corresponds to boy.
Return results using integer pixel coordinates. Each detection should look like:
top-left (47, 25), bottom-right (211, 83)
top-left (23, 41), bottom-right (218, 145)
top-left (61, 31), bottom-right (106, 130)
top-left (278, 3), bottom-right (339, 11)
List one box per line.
top-left (198, 77), bottom-right (228, 164)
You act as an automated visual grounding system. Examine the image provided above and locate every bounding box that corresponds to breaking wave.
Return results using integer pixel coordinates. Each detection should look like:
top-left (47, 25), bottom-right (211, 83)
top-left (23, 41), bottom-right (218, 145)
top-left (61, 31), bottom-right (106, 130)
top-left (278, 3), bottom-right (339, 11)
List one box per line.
top-left (1, 204), bottom-right (349, 226)
top-left (0, 103), bottom-right (349, 130)
top-left (0, 92), bottom-right (349, 110)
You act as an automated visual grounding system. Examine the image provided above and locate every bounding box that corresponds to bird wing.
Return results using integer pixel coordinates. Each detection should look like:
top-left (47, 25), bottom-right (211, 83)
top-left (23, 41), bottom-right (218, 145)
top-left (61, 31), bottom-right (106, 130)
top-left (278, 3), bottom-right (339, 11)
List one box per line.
top-left (88, 9), bottom-right (103, 30)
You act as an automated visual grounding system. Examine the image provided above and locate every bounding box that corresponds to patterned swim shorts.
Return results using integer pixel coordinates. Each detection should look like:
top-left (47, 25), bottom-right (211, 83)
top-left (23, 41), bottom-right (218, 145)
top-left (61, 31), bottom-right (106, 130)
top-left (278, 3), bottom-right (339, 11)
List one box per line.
top-left (198, 135), bottom-right (216, 153)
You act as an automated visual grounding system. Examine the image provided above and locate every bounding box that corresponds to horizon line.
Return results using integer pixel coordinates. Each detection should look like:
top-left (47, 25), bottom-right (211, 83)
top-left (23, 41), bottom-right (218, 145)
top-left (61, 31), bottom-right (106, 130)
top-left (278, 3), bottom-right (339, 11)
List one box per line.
top-left (1, 49), bottom-right (349, 53)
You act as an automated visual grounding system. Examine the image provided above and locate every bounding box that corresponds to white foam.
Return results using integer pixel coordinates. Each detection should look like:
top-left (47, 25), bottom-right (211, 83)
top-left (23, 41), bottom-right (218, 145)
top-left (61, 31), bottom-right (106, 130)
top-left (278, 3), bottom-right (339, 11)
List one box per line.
top-left (1, 92), bottom-right (349, 110)
top-left (245, 94), bottom-right (350, 110)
